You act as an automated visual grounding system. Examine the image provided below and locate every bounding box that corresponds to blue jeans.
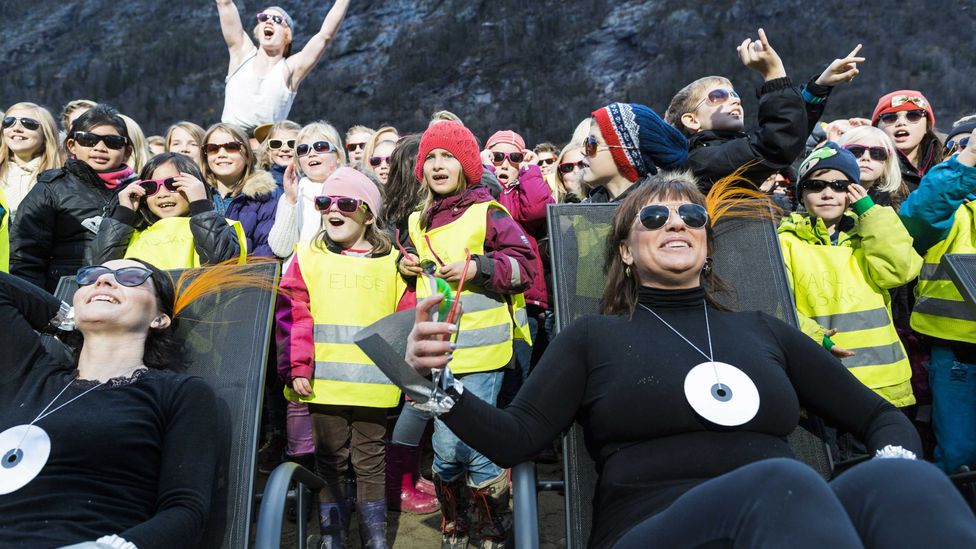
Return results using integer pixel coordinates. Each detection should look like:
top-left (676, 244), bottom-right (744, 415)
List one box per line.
top-left (433, 370), bottom-right (504, 486)
top-left (929, 345), bottom-right (976, 473)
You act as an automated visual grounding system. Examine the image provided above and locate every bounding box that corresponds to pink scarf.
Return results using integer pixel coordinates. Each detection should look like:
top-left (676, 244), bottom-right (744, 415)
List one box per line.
top-left (95, 164), bottom-right (136, 190)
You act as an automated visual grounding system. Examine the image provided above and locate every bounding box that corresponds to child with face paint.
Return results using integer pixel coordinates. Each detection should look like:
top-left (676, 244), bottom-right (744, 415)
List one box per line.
top-left (86, 152), bottom-right (246, 269)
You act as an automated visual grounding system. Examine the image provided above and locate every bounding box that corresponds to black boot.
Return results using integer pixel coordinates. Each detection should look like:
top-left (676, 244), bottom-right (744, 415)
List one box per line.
top-left (433, 473), bottom-right (471, 549)
top-left (470, 472), bottom-right (512, 549)
top-left (357, 499), bottom-right (388, 549)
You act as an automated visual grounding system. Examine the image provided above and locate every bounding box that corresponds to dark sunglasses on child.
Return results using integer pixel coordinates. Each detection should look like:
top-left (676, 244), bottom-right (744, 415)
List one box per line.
top-left (256, 13), bottom-right (287, 25)
top-left (76, 265), bottom-right (153, 287)
top-left (2, 116), bottom-right (40, 131)
top-left (314, 195), bottom-right (366, 214)
top-left (268, 139), bottom-right (295, 150)
top-left (582, 135), bottom-right (637, 158)
top-left (73, 131), bottom-right (129, 150)
top-left (345, 142), bottom-right (366, 152)
top-left (877, 110), bottom-right (927, 125)
top-left (842, 144), bottom-right (889, 161)
top-left (491, 152), bottom-right (524, 166)
top-left (297, 141), bottom-right (337, 157)
top-left (204, 141), bottom-right (245, 155)
top-left (538, 158), bottom-right (556, 166)
top-left (558, 160), bottom-right (587, 174)
top-left (638, 203), bottom-right (709, 231)
top-left (801, 179), bottom-right (851, 193)
top-left (369, 155), bottom-right (391, 167)
top-left (140, 177), bottom-right (179, 196)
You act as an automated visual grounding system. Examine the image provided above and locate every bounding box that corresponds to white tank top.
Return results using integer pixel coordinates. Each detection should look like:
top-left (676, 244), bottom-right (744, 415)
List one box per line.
top-left (221, 49), bottom-right (297, 134)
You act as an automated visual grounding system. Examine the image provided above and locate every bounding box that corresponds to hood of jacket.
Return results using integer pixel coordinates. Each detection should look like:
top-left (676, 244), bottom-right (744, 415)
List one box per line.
top-left (424, 183), bottom-right (495, 229)
top-left (778, 211), bottom-right (859, 246)
top-left (239, 169), bottom-right (278, 199)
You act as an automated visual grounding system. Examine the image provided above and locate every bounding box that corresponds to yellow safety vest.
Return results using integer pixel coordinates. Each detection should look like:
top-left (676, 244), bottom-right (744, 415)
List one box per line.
top-left (912, 201), bottom-right (976, 344)
top-left (408, 200), bottom-right (524, 374)
top-left (125, 216), bottom-right (247, 270)
top-left (284, 244), bottom-right (404, 408)
top-left (0, 188), bottom-right (9, 273)
top-left (779, 213), bottom-right (917, 407)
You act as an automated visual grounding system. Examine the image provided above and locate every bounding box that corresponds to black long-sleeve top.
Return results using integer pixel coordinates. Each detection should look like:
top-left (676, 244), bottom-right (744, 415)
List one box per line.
top-left (0, 272), bottom-right (218, 548)
top-left (442, 286), bottom-right (920, 548)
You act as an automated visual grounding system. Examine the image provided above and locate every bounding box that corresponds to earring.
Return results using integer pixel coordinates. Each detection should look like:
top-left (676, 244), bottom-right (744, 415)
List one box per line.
top-left (625, 265), bottom-right (632, 278)
top-left (702, 257), bottom-right (713, 276)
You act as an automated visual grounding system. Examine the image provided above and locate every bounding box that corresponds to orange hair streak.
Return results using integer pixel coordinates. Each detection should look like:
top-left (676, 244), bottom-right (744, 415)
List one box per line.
top-left (704, 163), bottom-right (782, 225)
top-left (173, 257), bottom-right (283, 318)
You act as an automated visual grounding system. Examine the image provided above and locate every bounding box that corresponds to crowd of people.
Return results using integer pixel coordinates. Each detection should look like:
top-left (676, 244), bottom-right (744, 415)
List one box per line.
top-left (0, 3), bottom-right (975, 549)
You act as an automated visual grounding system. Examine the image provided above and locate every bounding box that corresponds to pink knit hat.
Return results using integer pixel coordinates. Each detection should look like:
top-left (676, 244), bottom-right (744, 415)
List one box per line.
top-left (321, 167), bottom-right (383, 217)
top-left (871, 90), bottom-right (935, 127)
top-left (485, 130), bottom-right (526, 151)
top-left (414, 121), bottom-right (483, 186)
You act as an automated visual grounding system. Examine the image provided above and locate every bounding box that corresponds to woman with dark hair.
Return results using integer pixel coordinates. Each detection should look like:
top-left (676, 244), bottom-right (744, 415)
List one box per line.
top-left (215, 0), bottom-right (350, 135)
top-left (11, 104), bottom-right (137, 292)
top-left (86, 152), bottom-right (246, 269)
top-left (380, 134), bottom-right (421, 236)
top-left (399, 174), bottom-right (976, 548)
top-left (0, 259), bottom-right (220, 548)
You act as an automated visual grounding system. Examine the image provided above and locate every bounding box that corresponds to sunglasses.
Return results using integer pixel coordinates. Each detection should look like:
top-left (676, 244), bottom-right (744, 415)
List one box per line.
top-left (558, 160), bottom-right (587, 174)
top-left (801, 179), bottom-right (850, 193)
top-left (878, 110), bottom-right (927, 125)
top-left (693, 88), bottom-right (740, 110)
top-left (582, 135), bottom-right (638, 158)
top-left (73, 131), bottom-right (129, 150)
top-left (842, 144), bottom-right (889, 161)
top-left (268, 139), bottom-right (295, 150)
top-left (945, 137), bottom-right (971, 154)
top-left (204, 141), bottom-right (244, 155)
top-left (369, 155), bottom-right (391, 167)
top-left (256, 13), bottom-right (287, 26)
top-left (314, 195), bottom-right (367, 214)
top-left (2, 116), bottom-right (40, 131)
top-left (76, 265), bottom-right (153, 287)
top-left (297, 141), bottom-right (337, 157)
top-left (538, 158), bottom-right (556, 166)
top-left (491, 151), bottom-right (525, 166)
top-left (637, 203), bottom-right (709, 231)
top-left (393, 228), bottom-right (440, 276)
top-left (139, 177), bottom-right (180, 196)
top-left (345, 142), bottom-right (366, 152)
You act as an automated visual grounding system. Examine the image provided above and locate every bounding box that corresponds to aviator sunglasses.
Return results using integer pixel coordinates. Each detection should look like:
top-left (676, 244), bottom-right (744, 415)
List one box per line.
top-left (2, 116), bottom-right (40, 131)
top-left (582, 135), bottom-right (638, 158)
top-left (314, 195), bottom-right (367, 214)
top-left (76, 265), bottom-right (153, 287)
top-left (877, 110), bottom-right (927, 125)
top-left (637, 203), bottom-right (709, 231)
top-left (692, 88), bottom-right (740, 110)
top-left (73, 131), bottom-right (129, 150)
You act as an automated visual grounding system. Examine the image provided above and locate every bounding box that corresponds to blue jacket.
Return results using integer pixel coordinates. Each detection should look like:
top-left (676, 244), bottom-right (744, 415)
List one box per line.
top-left (900, 156), bottom-right (976, 255)
top-left (214, 170), bottom-right (280, 258)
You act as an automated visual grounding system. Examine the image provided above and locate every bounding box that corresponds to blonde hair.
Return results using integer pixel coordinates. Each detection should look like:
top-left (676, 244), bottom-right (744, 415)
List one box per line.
top-left (257, 120), bottom-right (301, 170)
top-left (554, 144), bottom-right (584, 202)
top-left (569, 118), bottom-right (592, 146)
top-left (0, 102), bottom-right (62, 180)
top-left (120, 114), bottom-right (150, 172)
top-left (59, 99), bottom-right (97, 132)
top-left (836, 126), bottom-right (903, 194)
top-left (429, 110), bottom-right (463, 126)
top-left (363, 126), bottom-right (399, 168)
top-left (345, 125), bottom-right (375, 141)
top-left (165, 121), bottom-right (207, 172)
top-left (664, 76), bottom-right (733, 136)
top-left (294, 121), bottom-right (346, 177)
top-left (202, 123), bottom-right (255, 190)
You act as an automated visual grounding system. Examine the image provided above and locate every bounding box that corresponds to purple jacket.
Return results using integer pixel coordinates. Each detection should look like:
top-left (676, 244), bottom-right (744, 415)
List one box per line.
top-left (404, 184), bottom-right (536, 295)
top-left (216, 170), bottom-right (280, 258)
top-left (496, 164), bottom-right (554, 309)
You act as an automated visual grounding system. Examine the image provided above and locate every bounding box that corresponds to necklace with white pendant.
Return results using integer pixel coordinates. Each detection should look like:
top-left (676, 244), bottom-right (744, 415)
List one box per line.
top-left (0, 378), bottom-right (105, 495)
top-left (639, 299), bottom-right (760, 427)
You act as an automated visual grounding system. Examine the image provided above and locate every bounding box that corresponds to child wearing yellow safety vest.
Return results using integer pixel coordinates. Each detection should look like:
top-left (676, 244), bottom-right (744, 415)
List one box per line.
top-left (779, 142), bottom-right (922, 417)
top-left (900, 130), bottom-right (976, 474)
top-left (398, 121), bottom-right (536, 548)
top-left (276, 167), bottom-right (404, 548)
top-left (87, 152), bottom-right (246, 269)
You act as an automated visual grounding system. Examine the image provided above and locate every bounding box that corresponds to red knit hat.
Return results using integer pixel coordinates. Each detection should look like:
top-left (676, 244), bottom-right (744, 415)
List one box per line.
top-left (414, 121), bottom-right (483, 186)
top-left (871, 90), bottom-right (935, 127)
top-left (485, 130), bottom-right (526, 152)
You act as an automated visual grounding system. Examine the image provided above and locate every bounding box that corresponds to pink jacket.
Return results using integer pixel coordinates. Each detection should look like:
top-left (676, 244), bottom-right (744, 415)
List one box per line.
top-left (495, 164), bottom-right (554, 309)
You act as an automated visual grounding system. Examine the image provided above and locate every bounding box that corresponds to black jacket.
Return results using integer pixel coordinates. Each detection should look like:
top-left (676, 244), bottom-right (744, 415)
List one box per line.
top-left (85, 200), bottom-right (243, 267)
top-left (687, 77), bottom-right (816, 192)
top-left (10, 160), bottom-right (126, 291)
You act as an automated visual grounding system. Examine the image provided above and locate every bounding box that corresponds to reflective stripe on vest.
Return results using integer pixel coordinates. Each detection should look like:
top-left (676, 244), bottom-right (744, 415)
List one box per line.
top-left (841, 341), bottom-right (907, 369)
top-left (283, 245), bottom-right (403, 407)
top-left (810, 307), bottom-right (892, 333)
top-left (408, 201), bottom-right (517, 374)
top-left (912, 201), bottom-right (976, 344)
top-left (125, 216), bottom-right (247, 270)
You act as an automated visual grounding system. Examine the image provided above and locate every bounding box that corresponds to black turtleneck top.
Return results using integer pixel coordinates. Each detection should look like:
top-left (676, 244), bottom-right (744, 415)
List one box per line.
top-left (442, 286), bottom-right (921, 548)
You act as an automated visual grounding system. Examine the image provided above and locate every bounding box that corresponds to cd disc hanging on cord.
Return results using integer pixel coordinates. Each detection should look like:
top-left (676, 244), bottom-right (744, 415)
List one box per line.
top-left (0, 424), bottom-right (51, 495)
top-left (683, 361), bottom-right (760, 427)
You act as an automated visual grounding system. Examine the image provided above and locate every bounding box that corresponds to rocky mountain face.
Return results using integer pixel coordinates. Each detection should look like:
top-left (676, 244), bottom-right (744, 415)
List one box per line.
top-left (1, 0), bottom-right (973, 146)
